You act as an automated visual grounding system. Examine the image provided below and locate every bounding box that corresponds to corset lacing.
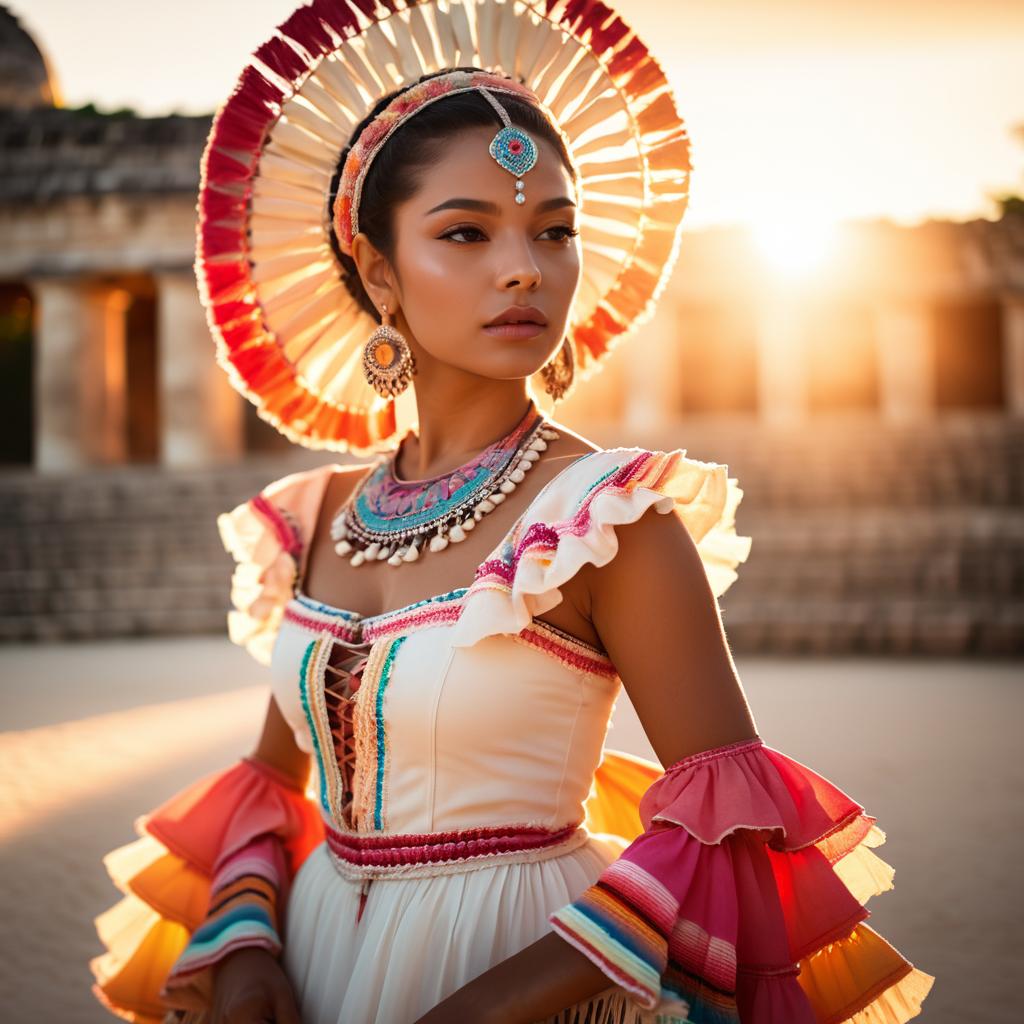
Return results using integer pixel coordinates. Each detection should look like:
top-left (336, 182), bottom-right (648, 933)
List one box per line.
top-left (322, 646), bottom-right (369, 829)
top-left (322, 644), bottom-right (373, 922)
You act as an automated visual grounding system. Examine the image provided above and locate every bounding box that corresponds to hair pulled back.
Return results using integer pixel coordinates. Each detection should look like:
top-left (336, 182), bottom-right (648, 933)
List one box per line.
top-left (328, 67), bottom-right (578, 321)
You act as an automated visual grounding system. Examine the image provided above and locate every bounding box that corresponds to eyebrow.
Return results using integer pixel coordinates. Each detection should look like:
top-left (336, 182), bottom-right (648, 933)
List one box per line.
top-left (425, 196), bottom-right (577, 216)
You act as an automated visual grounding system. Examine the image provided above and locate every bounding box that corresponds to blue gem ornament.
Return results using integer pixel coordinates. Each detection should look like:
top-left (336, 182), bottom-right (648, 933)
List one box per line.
top-left (478, 87), bottom-right (537, 205)
top-left (490, 127), bottom-right (536, 205)
top-left (490, 126), bottom-right (537, 177)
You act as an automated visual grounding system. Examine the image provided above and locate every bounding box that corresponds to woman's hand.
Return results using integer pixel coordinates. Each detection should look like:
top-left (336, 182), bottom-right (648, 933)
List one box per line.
top-left (209, 947), bottom-right (302, 1024)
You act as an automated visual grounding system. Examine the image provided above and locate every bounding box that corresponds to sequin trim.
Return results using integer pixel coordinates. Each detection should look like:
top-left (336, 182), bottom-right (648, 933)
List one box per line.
top-left (513, 620), bottom-right (618, 681)
top-left (286, 600), bottom-right (364, 646)
top-left (323, 817), bottom-right (591, 882)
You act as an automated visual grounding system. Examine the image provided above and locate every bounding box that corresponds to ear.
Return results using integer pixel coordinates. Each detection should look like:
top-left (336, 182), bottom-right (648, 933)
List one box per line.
top-left (351, 232), bottom-right (398, 314)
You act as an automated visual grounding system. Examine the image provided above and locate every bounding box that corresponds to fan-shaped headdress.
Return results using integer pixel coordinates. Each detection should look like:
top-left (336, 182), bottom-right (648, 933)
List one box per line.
top-left (195, 0), bottom-right (692, 454)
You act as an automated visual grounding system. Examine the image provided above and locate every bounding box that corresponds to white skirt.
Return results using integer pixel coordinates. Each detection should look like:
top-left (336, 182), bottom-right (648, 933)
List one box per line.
top-left (282, 836), bottom-right (666, 1024)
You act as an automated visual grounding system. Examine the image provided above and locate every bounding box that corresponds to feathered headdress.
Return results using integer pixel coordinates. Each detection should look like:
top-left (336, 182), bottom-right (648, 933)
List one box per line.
top-left (195, 0), bottom-right (692, 453)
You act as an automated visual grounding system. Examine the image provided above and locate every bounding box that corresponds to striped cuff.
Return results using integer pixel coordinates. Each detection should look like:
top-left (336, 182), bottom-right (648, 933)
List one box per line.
top-left (548, 861), bottom-right (672, 1011)
top-left (163, 834), bottom-right (286, 988)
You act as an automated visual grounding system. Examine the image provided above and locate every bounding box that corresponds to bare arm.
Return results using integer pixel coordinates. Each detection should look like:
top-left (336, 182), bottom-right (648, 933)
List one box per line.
top-left (414, 505), bottom-right (758, 1023)
top-left (251, 692), bottom-right (311, 790)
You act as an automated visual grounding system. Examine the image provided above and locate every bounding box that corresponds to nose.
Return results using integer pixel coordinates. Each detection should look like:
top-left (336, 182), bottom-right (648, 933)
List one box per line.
top-left (496, 239), bottom-right (541, 292)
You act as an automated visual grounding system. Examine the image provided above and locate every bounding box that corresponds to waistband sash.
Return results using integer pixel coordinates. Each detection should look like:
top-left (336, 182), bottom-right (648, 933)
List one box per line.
top-left (323, 818), bottom-right (591, 882)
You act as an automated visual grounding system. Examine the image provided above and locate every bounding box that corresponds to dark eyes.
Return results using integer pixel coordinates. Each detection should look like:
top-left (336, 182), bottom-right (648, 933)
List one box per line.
top-left (439, 225), bottom-right (580, 244)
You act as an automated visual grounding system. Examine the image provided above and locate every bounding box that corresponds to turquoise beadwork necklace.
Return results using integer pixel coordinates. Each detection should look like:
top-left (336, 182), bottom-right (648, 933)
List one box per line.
top-left (330, 402), bottom-right (560, 568)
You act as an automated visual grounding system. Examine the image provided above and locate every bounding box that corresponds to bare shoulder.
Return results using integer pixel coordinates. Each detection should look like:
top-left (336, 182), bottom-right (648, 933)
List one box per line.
top-left (331, 459), bottom-right (376, 486)
top-left (544, 420), bottom-right (602, 462)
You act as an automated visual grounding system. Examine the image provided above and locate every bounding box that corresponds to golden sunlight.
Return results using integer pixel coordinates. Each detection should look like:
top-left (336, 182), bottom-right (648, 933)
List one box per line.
top-left (749, 212), bottom-right (841, 280)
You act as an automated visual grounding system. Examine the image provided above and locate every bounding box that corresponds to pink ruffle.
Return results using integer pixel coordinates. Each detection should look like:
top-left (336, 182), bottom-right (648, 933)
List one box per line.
top-left (550, 736), bottom-right (933, 1022)
top-left (140, 756), bottom-right (324, 880)
top-left (640, 738), bottom-right (877, 963)
top-left (642, 736), bottom-right (871, 852)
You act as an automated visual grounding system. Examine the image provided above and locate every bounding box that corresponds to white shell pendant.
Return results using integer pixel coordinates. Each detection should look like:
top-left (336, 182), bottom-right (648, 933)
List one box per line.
top-left (331, 415), bottom-right (561, 569)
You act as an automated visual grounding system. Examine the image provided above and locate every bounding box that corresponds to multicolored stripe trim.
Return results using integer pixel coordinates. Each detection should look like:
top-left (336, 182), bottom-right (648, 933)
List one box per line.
top-left (283, 587), bottom-right (468, 647)
top-left (163, 835), bottom-right (285, 986)
top-left (513, 619), bottom-right (618, 680)
top-left (286, 594), bottom-right (365, 646)
top-left (298, 633), bottom-right (341, 818)
top-left (549, 864), bottom-right (743, 1021)
top-left (353, 635), bottom-right (408, 831)
top-left (362, 589), bottom-right (468, 644)
top-left (549, 865), bottom-right (671, 1009)
top-left (323, 817), bottom-right (589, 881)
top-left (285, 588), bottom-right (618, 679)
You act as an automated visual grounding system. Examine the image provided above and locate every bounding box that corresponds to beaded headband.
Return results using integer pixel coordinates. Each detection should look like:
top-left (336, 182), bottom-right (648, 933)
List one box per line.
top-left (333, 70), bottom-right (563, 258)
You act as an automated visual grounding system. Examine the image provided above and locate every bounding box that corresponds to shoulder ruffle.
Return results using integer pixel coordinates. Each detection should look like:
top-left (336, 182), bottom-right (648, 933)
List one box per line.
top-left (549, 736), bottom-right (935, 1023)
top-left (217, 463), bottom-right (336, 666)
top-left (90, 757), bottom-right (324, 1021)
top-left (450, 447), bottom-right (752, 650)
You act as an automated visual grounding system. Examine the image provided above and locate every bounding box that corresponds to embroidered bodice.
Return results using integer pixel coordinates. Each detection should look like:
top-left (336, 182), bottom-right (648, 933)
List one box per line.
top-left (94, 445), bottom-right (935, 1024)
top-left (219, 447), bottom-right (751, 840)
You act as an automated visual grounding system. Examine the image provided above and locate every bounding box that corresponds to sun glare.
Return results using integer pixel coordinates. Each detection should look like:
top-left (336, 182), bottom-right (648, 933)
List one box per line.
top-left (750, 214), bottom-right (841, 280)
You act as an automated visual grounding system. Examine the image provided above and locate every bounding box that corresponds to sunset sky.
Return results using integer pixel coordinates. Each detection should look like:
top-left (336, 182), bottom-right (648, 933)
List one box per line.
top-left (15, 0), bottom-right (1024, 233)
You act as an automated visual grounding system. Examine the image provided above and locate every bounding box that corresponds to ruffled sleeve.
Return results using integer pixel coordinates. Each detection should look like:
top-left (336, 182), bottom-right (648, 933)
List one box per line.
top-left (216, 463), bottom-right (336, 666)
top-left (90, 756), bottom-right (324, 1022)
top-left (548, 737), bottom-right (935, 1023)
top-left (450, 447), bottom-right (752, 649)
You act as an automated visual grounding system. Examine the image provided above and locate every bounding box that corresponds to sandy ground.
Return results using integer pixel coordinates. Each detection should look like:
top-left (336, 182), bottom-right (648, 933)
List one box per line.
top-left (0, 636), bottom-right (1019, 1023)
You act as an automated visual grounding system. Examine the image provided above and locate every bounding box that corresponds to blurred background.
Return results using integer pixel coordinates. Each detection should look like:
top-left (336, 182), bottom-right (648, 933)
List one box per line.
top-left (0, 1), bottom-right (1021, 1021)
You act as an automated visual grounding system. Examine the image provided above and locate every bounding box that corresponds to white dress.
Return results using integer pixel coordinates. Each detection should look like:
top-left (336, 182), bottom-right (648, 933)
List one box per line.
top-left (265, 447), bottom-right (747, 1023)
top-left (90, 446), bottom-right (932, 1024)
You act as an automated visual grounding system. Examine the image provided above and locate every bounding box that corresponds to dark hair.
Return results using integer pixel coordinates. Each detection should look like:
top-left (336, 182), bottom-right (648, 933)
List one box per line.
top-left (329, 67), bottom-right (578, 320)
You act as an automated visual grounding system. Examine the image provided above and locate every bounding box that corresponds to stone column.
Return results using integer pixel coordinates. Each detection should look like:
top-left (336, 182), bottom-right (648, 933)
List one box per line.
top-left (755, 292), bottom-right (807, 424)
top-left (89, 287), bottom-right (130, 465)
top-left (1002, 293), bottom-right (1024, 416)
top-left (28, 276), bottom-right (128, 472)
top-left (874, 299), bottom-right (935, 421)
top-left (155, 271), bottom-right (244, 466)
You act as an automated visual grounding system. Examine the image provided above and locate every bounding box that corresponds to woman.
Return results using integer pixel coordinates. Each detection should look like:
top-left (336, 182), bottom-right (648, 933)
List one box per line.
top-left (90, 3), bottom-right (934, 1023)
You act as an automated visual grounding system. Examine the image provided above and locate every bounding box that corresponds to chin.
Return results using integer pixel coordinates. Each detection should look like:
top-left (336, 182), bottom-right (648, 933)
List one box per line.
top-left (477, 344), bottom-right (554, 375)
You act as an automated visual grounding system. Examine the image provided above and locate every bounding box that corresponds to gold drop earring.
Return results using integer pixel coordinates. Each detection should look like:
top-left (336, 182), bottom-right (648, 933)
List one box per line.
top-left (540, 337), bottom-right (575, 401)
top-left (362, 303), bottom-right (417, 398)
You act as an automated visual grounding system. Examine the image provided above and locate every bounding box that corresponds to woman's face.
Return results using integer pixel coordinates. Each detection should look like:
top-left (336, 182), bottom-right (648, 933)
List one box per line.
top-left (364, 125), bottom-right (581, 381)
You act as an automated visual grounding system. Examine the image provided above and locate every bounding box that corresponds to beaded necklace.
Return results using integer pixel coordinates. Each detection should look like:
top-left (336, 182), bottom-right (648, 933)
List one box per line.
top-left (331, 403), bottom-right (560, 568)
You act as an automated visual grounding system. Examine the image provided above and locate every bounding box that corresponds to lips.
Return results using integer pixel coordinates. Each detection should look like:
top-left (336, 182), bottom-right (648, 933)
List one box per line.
top-left (485, 305), bottom-right (548, 327)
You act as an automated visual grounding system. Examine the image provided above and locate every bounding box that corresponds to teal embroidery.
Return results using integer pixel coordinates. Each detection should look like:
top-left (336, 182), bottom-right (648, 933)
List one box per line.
top-left (575, 464), bottom-right (621, 513)
top-left (298, 637), bottom-right (330, 814)
top-left (373, 634), bottom-right (408, 830)
top-left (296, 587), bottom-right (468, 623)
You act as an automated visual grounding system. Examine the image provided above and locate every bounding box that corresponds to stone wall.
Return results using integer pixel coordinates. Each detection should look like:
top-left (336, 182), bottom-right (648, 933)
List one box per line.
top-left (3, 417), bottom-right (1020, 655)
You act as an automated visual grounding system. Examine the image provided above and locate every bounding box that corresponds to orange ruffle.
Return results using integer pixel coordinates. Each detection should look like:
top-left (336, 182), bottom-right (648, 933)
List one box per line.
top-left (584, 747), bottom-right (663, 842)
top-left (90, 757), bottom-right (323, 1022)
